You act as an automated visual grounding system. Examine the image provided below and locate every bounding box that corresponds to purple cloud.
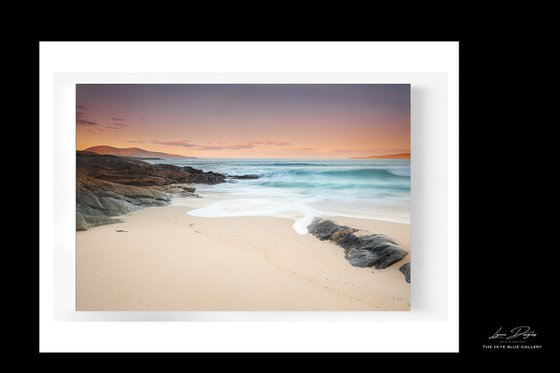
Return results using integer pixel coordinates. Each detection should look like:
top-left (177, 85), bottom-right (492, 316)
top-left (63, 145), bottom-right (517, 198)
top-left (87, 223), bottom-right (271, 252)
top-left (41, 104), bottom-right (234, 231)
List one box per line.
top-left (86, 127), bottom-right (104, 133)
top-left (77, 104), bottom-right (88, 118)
top-left (330, 148), bottom-right (409, 155)
top-left (153, 140), bottom-right (196, 148)
top-left (77, 119), bottom-right (98, 126)
top-left (198, 143), bottom-right (254, 150)
top-left (153, 140), bottom-right (254, 151)
top-left (76, 105), bottom-right (100, 127)
top-left (249, 141), bottom-right (291, 146)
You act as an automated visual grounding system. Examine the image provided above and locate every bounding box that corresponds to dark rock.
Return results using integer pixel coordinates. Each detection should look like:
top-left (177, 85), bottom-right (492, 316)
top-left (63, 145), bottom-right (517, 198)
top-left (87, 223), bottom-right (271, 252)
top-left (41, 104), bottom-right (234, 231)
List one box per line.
top-left (307, 218), bottom-right (355, 241)
top-left (228, 174), bottom-right (260, 180)
top-left (77, 151), bottom-right (226, 186)
top-left (76, 212), bottom-right (88, 231)
top-left (182, 166), bottom-right (226, 184)
top-left (399, 263), bottom-right (411, 283)
top-left (76, 211), bottom-right (122, 231)
top-left (340, 233), bottom-right (407, 269)
top-left (159, 184), bottom-right (197, 195)
top-left (76, 151), bottom-right (224, 230)
top-left (331, 227), bottom-right (359, 243)
top-left (307, 218), bottom-right (407, 269)
top-left (76, 174), bottom-right (169, 230)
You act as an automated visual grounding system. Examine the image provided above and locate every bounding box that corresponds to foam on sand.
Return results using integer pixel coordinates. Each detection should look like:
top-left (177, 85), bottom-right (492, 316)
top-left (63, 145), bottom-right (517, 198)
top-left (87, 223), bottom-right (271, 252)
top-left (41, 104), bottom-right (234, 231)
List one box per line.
top-left (187, 195), bottom-right (409, 234)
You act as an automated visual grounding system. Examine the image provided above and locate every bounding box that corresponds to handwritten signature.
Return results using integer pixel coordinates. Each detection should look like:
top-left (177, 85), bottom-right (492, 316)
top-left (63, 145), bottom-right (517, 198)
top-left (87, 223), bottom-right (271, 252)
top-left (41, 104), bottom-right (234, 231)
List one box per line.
top-left (489, 326), bottom-right (537, 340)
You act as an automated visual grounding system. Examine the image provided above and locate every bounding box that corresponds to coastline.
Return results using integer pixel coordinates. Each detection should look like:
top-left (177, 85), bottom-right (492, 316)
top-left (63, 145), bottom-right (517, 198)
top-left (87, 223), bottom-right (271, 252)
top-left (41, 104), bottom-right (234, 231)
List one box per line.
top-left (77, 201), bottom-right (410, 311)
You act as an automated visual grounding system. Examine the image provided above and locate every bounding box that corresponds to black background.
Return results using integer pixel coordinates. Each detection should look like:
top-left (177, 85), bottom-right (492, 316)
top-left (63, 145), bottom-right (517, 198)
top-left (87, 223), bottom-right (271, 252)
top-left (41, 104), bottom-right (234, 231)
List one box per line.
top-left (27, 13), bottom-right (550, 356)
top-left (459, 38), bottom-right (548, 354)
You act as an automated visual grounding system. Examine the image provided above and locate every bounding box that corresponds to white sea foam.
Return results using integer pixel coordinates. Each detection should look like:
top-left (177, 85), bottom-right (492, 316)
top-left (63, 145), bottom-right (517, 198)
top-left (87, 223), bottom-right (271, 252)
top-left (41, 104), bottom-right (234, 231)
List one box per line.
top-left (186, 195), bottom-right (409, 234)
top-left (155, 158), bottom-right (411, 234)
top-left (186, 197), bottom-right (323, 234)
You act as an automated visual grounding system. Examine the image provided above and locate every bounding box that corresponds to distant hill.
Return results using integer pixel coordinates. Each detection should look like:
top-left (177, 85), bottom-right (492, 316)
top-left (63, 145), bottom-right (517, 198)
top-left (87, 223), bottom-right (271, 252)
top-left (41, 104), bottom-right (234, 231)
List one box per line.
top-left (351, 153), bottom-right (410, 159)
top-left (84, 145), bottom-right (195, 159)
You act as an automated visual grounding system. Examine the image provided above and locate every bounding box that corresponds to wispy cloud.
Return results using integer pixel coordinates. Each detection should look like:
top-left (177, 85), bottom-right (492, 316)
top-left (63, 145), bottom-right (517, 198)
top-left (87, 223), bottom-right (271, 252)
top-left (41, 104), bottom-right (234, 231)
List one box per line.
top-left (77, 119), bottom-right (98, 126)
top-left (153, 140), bottom-right (195, 148)
top-left (77, 105), bottom-right (87, 118)
top-left (85, 127), bottom-right (104, 134)
top-left (127, 140), bottom-right (146, 144)
top-left (151, 139), bottom-right (294, 151)
top-left (330, 148), bottom-right (410, 155)
top-left (292, 147), bottom-right (316, 151)
top-left (249, 141), bottom-right (291, 146)
top-left (104, 117), bottom-right (128, 130)
top-left (105, 123), bottom-right (127, 130)
top-left (76, 105), bottom-right (99, 126)
top-left (200, 144), bottom-right (254, 150)
top-left (153, 140), bottom-right (254, 151)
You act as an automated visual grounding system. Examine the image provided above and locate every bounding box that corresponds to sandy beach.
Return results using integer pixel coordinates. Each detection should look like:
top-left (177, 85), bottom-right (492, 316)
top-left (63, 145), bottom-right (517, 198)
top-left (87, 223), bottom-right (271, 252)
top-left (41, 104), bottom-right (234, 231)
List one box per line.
top-left (77, 200), bottom-right (410, 311)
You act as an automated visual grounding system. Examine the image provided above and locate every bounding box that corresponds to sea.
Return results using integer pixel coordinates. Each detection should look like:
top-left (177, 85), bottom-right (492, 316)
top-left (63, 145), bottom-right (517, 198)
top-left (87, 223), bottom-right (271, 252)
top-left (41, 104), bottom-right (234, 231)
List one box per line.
top-left (146, 158), bottom-right (411, 234)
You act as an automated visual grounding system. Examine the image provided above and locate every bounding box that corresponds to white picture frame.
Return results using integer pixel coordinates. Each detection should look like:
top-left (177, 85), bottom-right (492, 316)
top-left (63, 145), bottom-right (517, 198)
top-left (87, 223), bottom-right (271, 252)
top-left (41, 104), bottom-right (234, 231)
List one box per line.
top-left (40, 42), bottom-right (459, 352)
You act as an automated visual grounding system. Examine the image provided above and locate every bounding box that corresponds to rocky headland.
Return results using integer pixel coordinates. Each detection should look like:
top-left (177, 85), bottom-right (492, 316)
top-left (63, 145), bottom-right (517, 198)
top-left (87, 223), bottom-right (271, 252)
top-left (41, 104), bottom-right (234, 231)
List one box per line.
top-left (76, 151), bottom-right (227, 230)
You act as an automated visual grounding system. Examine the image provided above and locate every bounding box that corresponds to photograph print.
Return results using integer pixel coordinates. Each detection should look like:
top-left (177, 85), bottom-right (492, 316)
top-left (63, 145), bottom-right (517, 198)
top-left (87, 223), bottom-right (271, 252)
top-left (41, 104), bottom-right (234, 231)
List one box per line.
top-left (76, 84), bottom-right (411, 311)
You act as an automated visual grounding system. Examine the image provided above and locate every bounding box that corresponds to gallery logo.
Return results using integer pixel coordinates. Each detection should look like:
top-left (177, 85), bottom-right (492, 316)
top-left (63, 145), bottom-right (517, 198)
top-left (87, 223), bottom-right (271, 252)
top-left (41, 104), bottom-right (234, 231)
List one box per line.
top-left (482, 326), bottom-right (541, 350)
top-left (489, 326), bottom-right (537, 340)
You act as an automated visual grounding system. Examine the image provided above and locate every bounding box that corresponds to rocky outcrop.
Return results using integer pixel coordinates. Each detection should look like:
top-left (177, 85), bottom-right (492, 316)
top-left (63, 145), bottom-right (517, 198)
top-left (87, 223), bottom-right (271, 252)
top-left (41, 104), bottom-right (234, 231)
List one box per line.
top-left (228, 174), bottom-right (260, 180)
top-left (78, 151), bottom-right (226, 186)
top-left (76, 174), bottom-right (170, 230)
top-left (181, 166), bottom-right (226, 184)
top-left (307, 219), bottom-right (356, 241)
top-left (399, 263), bottom-right (411, 283)
top-left (159, 184), bottom-right (199, 197)
top-left (76, 152), bottom-right (227, 230)
top-left (307, 218), bottom-right (408, 269)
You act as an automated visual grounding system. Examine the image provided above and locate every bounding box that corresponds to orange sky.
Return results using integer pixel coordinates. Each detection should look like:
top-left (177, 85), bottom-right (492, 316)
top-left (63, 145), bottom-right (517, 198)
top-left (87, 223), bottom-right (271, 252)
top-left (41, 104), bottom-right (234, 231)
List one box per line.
top-left (77, 84), bottom-right (410, 159)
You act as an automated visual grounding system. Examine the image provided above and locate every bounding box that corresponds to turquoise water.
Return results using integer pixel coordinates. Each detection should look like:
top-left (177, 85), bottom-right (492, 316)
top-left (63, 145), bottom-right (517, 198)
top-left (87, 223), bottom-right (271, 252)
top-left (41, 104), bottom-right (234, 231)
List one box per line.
top-left (149, 158), bottom-right (411, 233)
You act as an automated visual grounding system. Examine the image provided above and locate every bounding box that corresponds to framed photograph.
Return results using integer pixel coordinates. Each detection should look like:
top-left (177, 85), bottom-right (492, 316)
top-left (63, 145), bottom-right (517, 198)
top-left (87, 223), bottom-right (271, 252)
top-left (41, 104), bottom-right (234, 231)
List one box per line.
top-left (75, 84), bottom-right (411, 311)
top-left (40, 42), bottom-right (458, 352)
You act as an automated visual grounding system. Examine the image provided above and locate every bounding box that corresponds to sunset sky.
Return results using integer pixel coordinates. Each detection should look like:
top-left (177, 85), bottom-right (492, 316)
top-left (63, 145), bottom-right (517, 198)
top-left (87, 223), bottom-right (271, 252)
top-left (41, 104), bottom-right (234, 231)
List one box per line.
top-left (77, 84), bottom-right (410, 159)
